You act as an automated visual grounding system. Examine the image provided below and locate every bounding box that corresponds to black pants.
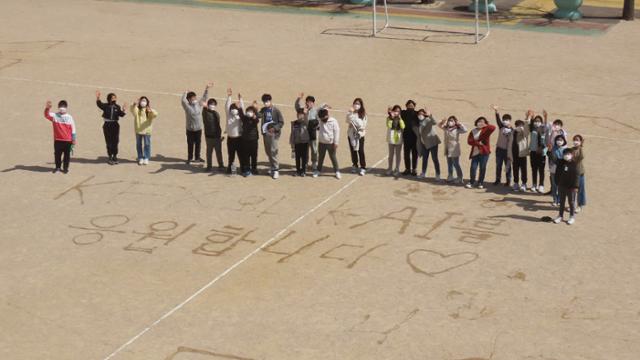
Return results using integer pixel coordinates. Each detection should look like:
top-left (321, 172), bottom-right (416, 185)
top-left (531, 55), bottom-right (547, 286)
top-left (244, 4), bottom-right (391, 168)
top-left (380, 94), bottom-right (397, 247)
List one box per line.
top-left (558, 186), bottom-right (577, 217)
top-left (103, 121), bottom-right (120, 157)
top-left (512, 156), bottom-right (528, 185)
top-left (205, 137), bottom-right (224, 168)
top-left (186, 130), bottom-right (202, 160)
top-left (227, 137), bottom-right (243, 169)
top-left (349, 136), bottom-right (366, 169)
top-left (530, 151), bottom-right (545, 186)
top-left (240, 139), bottom-right (258, 173)
top-left (54, 140), bottom-right (72, 170)
top-left (403, 135), bottom-right (418, 172)
top-left (294, 142), bottom-right (309, 174)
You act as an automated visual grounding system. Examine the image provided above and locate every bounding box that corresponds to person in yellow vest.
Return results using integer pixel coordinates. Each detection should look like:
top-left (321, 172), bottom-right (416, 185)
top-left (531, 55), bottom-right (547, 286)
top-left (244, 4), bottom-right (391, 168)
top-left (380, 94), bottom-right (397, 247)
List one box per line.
top-left (130, 96), bottom-right (158, 165)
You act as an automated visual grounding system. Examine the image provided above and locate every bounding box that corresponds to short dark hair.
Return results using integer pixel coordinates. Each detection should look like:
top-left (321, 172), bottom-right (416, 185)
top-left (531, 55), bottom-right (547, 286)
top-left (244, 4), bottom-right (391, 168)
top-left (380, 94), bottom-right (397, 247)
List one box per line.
top-left (563, 147), bottom-right (574, 155)
top-left (305, 95), bottom-right (315, 103)
top-left (58, 100), bottom-right (68, 108)
top-left (391, 105), bottom-right (402, 112)
top-left (318, 108), bottom-right (329, 119)
top-left (417, 108), bottom-right (426, 116)
top-left (186, 91), bottom-right (196, 100)
top-left (573, 134), bottom-right (584, 144)
top-left (405, 100), bottom-right (416, 107)
top-left (533, 115), bottom-right (543, 122)
top-left (245, 106), bottom-right (257, 114)
top-left (207, 98), bottom-right (217, 106)
top-left (553, 119), bottom-right (563, 126)
top-left (448, 115), bottom-right (458, 122)
top-left (475, 117), bottom-right (487, 126)
top-left (107, 93), bottom-right (116, 102)
top-left (261, 94), bottom-right (272, 102)
top-left (515, 120), bottom-right (525, 127)
top-left (502, 114), bottom-right (512, 121)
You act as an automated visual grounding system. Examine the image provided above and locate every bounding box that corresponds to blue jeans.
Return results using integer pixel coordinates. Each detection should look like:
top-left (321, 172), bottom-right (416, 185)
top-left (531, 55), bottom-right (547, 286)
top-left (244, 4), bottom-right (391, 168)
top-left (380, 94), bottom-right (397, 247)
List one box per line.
top-left (420, 144), bottom-right (440, 176)
top-left (470, 154), bottom-right (489, 185)
top-left (447, 157), bottom-right (463, 179)
top-left (577, 174), bottom-right (586, 207)
top-left (495, 147), bottom-right (511, 183)
top-left (136, 134), bottom-right (151, 160)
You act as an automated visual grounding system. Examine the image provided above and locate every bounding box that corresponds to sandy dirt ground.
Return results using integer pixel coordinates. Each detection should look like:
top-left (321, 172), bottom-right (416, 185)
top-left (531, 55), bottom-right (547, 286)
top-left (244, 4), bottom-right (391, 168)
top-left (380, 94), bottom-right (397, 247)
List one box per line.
top-left (1, 0), bottom-right (639, 359)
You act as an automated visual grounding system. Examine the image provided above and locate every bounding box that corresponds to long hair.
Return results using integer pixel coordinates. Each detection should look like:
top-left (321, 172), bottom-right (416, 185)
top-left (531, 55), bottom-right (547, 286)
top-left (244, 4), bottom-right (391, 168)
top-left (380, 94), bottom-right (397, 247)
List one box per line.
top-left (353, 97), bottom-right (366, 119)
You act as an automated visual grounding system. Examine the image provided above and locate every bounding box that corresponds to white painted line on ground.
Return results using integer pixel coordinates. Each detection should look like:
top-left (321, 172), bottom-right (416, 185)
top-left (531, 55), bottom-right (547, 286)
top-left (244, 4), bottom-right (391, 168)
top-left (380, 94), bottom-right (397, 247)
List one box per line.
top-left (102, 156), bottom-right (388, 360)
top-left (2, 76), bottom-right (636, 143)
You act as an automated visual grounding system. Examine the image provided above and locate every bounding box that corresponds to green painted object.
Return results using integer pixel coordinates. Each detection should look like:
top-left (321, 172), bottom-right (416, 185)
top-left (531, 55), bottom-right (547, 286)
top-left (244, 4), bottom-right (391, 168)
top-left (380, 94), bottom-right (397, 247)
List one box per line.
top-left (468, 0), bottom-right (497, 13)
top-left (554, 0), bottom-right (583, 20)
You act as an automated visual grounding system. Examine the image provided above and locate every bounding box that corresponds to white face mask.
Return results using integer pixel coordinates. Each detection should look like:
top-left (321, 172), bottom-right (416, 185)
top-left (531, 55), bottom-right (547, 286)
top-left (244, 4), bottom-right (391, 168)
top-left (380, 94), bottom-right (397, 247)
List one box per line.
top-left (191, 99), bottom-right (198, 105)
top-left (574, 140), bottom-right (581, 146)
top-left (246, 111), bottom-right (255, 118)
top-left (447, 121), bottom-right (455, 127)
top-left (353, 104), bottom-right (361, 111)
top-left (563, 155), bottom-right (573, 161)
top-left (516, 126), bottom-right (524, 131)
top-left (264, 101), bottom-right (272, 107)
top-left (556, 141), bottom-right (565, 146)
top-left (208, 105), bottom-right (216, 111)
top-left (58, 107), bottom-right (67, 114)
top-left (230, 109), bottom-right (239, 116)
top-left (418, 115), bottom-right (425, 121)
top-left (533, 122), bottom-right (541, 128)
top-left (553, 125), bottom-right (560, 131)
top-left (502, 120), bottom-right (511, 127)
top-left (139, 100), bottom-right (148, 107)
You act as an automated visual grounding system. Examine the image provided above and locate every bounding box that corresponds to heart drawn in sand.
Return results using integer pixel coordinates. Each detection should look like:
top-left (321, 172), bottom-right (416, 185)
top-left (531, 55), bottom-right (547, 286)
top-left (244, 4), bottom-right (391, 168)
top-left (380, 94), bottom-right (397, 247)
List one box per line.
top-left (407, 249), bottom-right (480, 277)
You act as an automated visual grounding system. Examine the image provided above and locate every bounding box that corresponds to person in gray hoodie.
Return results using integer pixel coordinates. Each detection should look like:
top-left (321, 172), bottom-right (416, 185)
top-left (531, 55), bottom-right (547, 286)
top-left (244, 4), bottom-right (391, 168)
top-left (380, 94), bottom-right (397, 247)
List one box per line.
top-left (417, 108), bottom-right (442, 181)
top-left (259, 94), bottom-right (285, 179)
top-left (181, 83), bottom-right (211, 164)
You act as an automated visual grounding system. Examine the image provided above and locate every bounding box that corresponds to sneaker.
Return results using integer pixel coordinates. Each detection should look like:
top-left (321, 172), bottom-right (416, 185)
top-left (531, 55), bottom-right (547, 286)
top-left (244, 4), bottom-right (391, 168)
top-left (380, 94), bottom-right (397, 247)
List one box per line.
top-left (513, 183), bottom-right (520, 191)
top-left (531, 184), bottom-right (538, 193)
top-left (186, 160), bottom-right (191, 165)
top-left (61, 169), bottom-right (69, 174)
top-left (144, 159), bottom-right (149, 165)
top-left (242, 171), bottom-right (252, 177)
top-left (386, 169), bottom-right (393, 176)
top-left (226, 167), bottom-right (232, 174)
top-left (138, 159), bottom-right (144, 165)
top-left (553, 216), bottom-right (563, 224)
top-left (351, 166), bottom-right (358, 174)
top-left (538, 185), bottom-right (545, 193)
top-left (335, 171), bottom-right (341, 180)
top-left (567, 217), bottom-right (576, 225)
top-left (359, 168), bottom-right (366, 176)
top-left (301, 172), bottom-right (306, 177)
top-left (447, 175), bottom-right (455, 183)
top-left (457, 178), bottom-right (464, 185)
top-left (272, 170), bottom-right (279, 179)
top-left (194, 158), bottom-right (205, 163)
top-left (520, 185), bottom-right (526, 192)
top-left (477, 184), bottom-right (484, 189)
top-left (52, 168), bottom-right (60, 174)
top-left (411, 171), bottom-right (418, 177)
top-left (465, 183), bottom-right (473, 189)
top-left (551, 202), bottom-right (559, 207)
top-left (402, 169), bottom-right (411, 176)
top-left (206, 166), bottom-right (212, 172)
top-left (418, 172), bottom-right (425, 178)
top-left (108, 157), bottom-right (114, 165)
top-left (113, 156), bottom-right (119, 164)
top-left (575, 207), bottom-right (582, 214)
top-left (492, 180), bottom-right (500, 186)
top-left (435, 174), bottom-right (442, 182)
top-left (312, 170), bottom-right (319, 178)
top-left (504, 182), bottom-right (511, 187)
top-left (251, 169), bottom-right (259, 176)
top-left (394, 170), bottom-right (400, 177)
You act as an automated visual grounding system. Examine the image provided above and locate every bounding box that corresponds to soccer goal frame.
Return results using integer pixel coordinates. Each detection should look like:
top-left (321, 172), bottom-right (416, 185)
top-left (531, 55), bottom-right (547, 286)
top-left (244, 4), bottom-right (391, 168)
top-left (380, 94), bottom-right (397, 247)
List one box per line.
top-left (371, 0), bottom-right (491, 44)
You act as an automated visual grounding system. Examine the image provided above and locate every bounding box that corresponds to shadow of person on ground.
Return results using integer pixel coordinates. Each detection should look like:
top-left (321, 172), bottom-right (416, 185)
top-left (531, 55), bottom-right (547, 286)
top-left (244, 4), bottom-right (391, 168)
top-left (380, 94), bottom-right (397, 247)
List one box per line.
top-left (1, 165), bottom-right (54, 173)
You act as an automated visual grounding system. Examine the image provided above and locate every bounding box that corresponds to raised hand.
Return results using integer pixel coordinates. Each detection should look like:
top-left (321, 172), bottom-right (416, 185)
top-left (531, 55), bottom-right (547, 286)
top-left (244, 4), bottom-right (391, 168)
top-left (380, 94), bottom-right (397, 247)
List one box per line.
top-left (46, 100), bottom-right (52, 108)
top-left (206, 82), bottom-right (214, 89)
top-left (491, 104), bottom-right (498, 112)
top-left (238, 93), bottom-right (242, 100)
top-left (299, 92), bottom-right (304, 99)
top-left (96, 90), bottom-right (101, 99)
top-left (227, 88), bottom-right (232, 96)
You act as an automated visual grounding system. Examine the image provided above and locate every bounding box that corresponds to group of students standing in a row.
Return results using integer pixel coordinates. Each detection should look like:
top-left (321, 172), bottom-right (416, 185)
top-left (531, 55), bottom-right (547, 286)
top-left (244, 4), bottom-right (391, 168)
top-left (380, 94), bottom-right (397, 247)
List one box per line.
top-left (42, 84), bottom-right (586, 225)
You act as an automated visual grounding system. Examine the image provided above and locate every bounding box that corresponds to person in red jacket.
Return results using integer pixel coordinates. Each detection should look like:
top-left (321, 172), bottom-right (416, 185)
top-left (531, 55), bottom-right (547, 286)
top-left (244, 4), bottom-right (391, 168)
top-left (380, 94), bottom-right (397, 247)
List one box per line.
top-left (465, 117), bottom-right (496, 189)
top-left (44, 100), bottom-right (77, 173)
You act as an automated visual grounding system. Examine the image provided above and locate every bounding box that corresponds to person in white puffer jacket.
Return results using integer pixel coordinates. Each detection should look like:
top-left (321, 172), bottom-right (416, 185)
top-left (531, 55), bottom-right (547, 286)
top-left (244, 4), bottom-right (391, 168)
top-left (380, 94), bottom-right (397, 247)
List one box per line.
top-left (315, 108), bottom-right (341, 179)
top-left (346, 97), bottom-right (367, 176)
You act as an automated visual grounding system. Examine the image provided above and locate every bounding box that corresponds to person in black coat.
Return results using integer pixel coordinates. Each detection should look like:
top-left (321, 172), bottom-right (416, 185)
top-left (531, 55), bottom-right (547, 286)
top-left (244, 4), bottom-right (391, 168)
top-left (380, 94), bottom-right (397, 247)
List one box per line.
top-left (400, 100), bottom-right (419, 176)
top-left (96, 91), bottom-right (126, 164)
top-left (553, 148), bottom-right (580, 225)
top-left (240, 104), bottom-right (260, 176)
top-left (202, 98), bottom-right (224, 171)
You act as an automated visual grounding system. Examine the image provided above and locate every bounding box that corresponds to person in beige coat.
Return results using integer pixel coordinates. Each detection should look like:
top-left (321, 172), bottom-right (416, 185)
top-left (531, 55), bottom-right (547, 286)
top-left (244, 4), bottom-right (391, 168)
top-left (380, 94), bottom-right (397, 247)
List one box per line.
top-left (438, 115), bottom-right (467, 184)
top-left (507, 111), bottom-right (533, 192)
